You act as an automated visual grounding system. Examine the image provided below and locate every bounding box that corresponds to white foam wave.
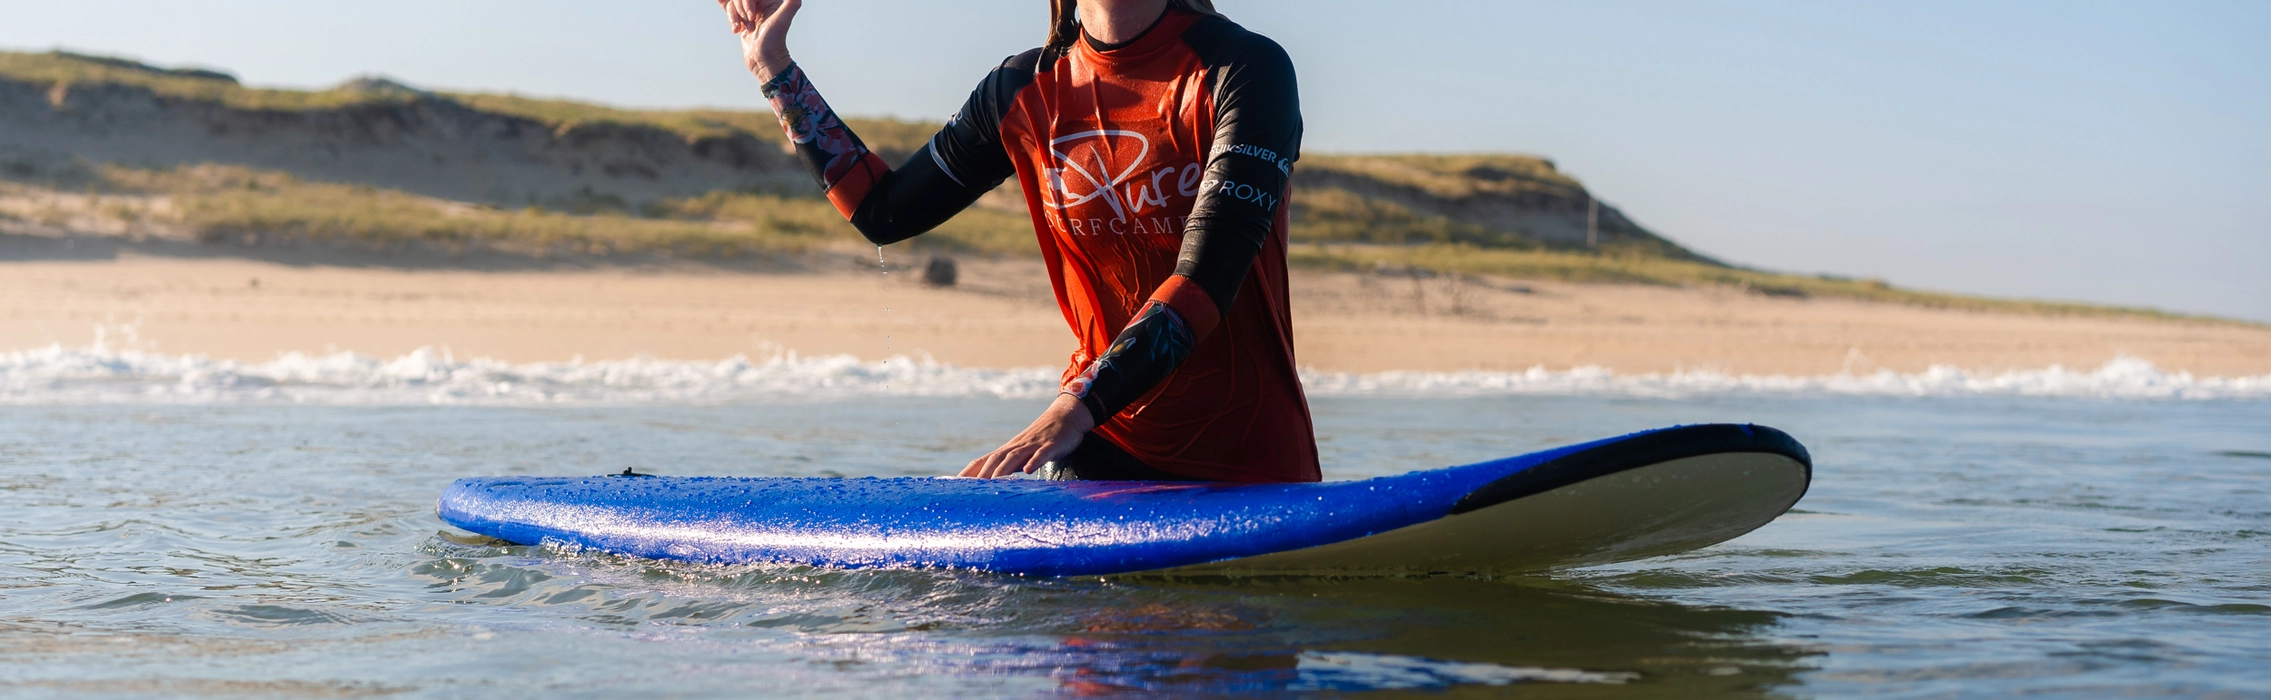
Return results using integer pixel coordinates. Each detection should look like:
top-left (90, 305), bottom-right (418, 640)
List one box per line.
top-left (0, 345), bottom-right (2263, 405)
top-left (1301, 356), bottom-right (2271, 401)
top-left (0, 345), bottom-right (1059, 405)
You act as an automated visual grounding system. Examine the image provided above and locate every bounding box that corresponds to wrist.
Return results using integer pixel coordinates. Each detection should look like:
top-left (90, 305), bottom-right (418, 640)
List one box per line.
top-left (1050, 393), bottom-right (1098, 433)
top-left (756, 60), bottom-right (798, 97)
top-left (752, 53), bottom-right (794, 84)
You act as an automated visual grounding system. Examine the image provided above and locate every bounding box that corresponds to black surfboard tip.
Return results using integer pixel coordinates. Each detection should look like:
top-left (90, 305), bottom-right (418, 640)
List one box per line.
top-left (1447, 424), bottom-right (1812, 515)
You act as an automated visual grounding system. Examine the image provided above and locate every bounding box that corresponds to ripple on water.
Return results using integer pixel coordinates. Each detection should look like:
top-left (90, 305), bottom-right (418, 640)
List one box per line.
top-left (1808, 566), bottom-right (2054, 588)
top-left (391, 532), bottom-right (1820, 693)
top-left (79, 592), bottom-right (200, 610)
top-left (2, 397), bottom-right (2268, 696)
top-left (206, 604), bottom-right (365, 628)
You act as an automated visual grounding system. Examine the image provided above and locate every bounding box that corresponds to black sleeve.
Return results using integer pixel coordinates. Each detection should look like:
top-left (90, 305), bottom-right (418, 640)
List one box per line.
top-left (1061, 22), bottom-right (1302, 423)
top-left (847, 51), bottom-right (1036, 245)
top-left (1176, 19), bottom-right (1302, 312)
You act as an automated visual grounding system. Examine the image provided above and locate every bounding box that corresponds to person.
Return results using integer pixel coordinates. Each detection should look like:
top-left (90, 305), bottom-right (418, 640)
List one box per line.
top-left (718, 0), bottom-right (1317, 483)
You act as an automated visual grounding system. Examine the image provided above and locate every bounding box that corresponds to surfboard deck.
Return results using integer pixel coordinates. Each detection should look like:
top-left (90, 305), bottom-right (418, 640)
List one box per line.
top-left (437, 423), bottom-right (1811, 577)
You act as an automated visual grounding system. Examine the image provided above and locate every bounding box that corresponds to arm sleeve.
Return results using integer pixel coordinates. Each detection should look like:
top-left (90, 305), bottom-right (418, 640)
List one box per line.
top-left (1060, 28), bottom-right (1302, 423)
top-left (759, 54), bottom-right (1030, 245)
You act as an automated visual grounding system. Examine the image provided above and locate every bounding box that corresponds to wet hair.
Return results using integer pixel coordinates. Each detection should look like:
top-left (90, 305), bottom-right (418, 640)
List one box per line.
top-left (1046, 0), bottom-right (1223, 59)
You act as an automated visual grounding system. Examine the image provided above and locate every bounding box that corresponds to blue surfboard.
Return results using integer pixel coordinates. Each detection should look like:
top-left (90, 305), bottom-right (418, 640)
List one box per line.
top-left (437, 424), bottom-right (1811, 577)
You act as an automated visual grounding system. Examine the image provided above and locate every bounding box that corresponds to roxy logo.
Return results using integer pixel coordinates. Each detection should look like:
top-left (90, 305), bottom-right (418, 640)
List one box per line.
top-left (1042, 130), bottom-right (1202, 229)
top-left (1201, 178), bottom-right (1281, 213)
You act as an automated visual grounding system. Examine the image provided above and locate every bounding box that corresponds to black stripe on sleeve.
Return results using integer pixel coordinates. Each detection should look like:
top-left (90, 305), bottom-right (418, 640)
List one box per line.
top-left (1176, 19), bottom-right (1302, 314)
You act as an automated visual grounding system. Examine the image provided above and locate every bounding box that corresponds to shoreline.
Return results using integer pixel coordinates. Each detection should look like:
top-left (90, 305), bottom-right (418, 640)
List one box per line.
top-left (3, 251), bottom-right (2267, 378)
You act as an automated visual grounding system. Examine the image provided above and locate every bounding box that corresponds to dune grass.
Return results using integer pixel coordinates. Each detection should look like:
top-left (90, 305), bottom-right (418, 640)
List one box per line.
top-left (0, 160), bottom-right (2220, 323)
top-left (2, 51), bottom-right (408, 112)
top-left (34, 162), bottom-right (1034, 258)
top-left (1291, 242), bottom-right (2210, 321)
top-left (1289, 186), bottom-right (1539, 249)
top-left (1300, 153), bottom-right (1585, 199)
top-left (3, 50), bottom-right (942, 155)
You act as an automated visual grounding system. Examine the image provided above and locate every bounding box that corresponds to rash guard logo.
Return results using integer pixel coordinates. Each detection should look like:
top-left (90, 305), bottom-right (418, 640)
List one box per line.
top-left (1043, 130), bottom-right (1202, 236)
top-left (1212, 143), bottom-right (1293, 175)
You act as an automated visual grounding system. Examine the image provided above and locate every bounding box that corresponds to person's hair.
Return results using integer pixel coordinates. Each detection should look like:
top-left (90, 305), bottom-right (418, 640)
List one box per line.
top-left (1046, 0), bottom-right (1223, 58)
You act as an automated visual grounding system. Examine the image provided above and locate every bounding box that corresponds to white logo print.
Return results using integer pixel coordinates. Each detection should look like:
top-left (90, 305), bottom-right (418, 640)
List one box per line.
top-left (1043, 130), bottom-right (1202, 234)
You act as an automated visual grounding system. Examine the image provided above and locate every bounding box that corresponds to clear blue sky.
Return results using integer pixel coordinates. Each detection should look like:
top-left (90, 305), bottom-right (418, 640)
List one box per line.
top-left (7, 1), bottom-right (2266, 321)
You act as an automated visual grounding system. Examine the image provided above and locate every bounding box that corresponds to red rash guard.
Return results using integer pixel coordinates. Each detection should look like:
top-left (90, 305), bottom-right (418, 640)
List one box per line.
top-left (760, 8), bottom-right (1318, 483)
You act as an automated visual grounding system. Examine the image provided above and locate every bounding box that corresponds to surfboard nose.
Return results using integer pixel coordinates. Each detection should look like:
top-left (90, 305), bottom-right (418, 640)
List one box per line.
top-left (1451, 423), bottom-right (1811, 515)
top-left (1141, 424), bottom-right (1812, 576)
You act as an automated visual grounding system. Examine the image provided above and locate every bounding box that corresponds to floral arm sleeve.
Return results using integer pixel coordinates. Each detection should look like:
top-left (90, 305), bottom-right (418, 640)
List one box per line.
top-left (762, 60), bottom-right (1021, 244)
top-left (760, 63), bottom-right (892, 218)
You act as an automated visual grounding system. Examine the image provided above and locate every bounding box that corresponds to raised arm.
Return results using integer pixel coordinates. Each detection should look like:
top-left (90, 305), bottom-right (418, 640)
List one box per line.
top-left (721, 0), bottom-right (1017, 245)
top-left (1060, 26), bottom-right (1303, 425)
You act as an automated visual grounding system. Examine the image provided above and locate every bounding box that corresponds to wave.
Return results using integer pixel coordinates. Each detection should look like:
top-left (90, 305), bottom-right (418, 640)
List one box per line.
top-left (1300, 356), bottom-right (2271, 401)
top-left (1, 345), bottom-right (2264, 405)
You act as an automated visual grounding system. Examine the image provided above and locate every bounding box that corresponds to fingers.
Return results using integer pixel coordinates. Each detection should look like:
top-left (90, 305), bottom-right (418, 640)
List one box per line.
top-left (759, 0), bottom-right (803, 44)
top-left (1013, 447), bottom-right (1052, 476)
top-left (959, 447), bottom-right (992, 477)
top-left (965, 443), bottom-right (1072, 479)
top-left (964, 447), bottom-right (1013, 479)
top-left (982, 449), bottom-right (1014, 478)
top-left (958, 444), bottom-right (1041, 479)
top-left (720, 0), bottom-right (772, 34)
top-left (719, 0), bottom-right (750, 34)
top-left (990, 447), bottom-right (1033, 478)
top-left (965, 409), bottom-right (1087, 479)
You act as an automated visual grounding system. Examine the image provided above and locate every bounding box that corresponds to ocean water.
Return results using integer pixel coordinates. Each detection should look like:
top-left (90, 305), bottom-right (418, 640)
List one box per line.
top-left (2, 348), bottom-right (2268, 697)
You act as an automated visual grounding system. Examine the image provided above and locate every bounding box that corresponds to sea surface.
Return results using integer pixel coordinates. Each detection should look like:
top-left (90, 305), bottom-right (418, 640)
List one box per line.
top-left (1, 348), bottom-right (2268, 698)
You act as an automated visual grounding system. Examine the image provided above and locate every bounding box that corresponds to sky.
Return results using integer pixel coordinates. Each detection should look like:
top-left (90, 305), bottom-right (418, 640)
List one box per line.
top-left (6, 1), bottom-right (2267, 321)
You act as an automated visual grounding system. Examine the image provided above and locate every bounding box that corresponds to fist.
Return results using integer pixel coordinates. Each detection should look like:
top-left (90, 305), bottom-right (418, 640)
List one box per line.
top-left (717, 0), bottom-right (793, 35)
top-left (716, 0), bottom-right (801, 80)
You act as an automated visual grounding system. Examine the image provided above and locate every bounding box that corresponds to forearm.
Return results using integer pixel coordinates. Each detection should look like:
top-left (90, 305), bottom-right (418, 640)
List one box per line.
top-left (758, 57), bottom-right (1017, 245)
top-left (760, 63), bottom-right (889, 218)
top-left (847, 143), bottom-right (992, 245)
top-left (1060, 276), bottom-right (1222, 423)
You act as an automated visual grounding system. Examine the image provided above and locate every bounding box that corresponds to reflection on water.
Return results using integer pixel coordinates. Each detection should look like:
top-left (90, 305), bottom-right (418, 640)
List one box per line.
top-left (407, 538), bottom-right (1807, 696)
top-left (1, 396), bottom-right (2266, 696)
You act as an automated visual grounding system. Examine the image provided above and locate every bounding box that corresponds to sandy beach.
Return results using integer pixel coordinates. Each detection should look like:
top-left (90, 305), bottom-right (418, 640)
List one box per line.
top-left (2, 249), bottom-right (2264, 377)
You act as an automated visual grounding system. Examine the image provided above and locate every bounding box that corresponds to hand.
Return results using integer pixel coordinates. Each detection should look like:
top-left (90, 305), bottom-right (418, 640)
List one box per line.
top-left (960, 394), bottom-right (1098, 479)
top-left (717, 0), bottom-right (800, 82)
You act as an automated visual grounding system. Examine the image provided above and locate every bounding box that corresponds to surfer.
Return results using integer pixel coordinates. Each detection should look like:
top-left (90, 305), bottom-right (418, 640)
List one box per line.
top-left (720, 0), bottom-right (1317, 483)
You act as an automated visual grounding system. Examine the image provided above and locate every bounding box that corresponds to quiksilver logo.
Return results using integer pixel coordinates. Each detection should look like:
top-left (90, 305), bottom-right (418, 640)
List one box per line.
top-left (1212, 143), bottom-right (1293, 175)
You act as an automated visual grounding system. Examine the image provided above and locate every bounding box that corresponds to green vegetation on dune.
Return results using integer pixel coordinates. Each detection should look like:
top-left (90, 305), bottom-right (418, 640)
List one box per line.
top-left (1304, 153), bottom-right (1584, 199)
top-left (1291, 183), bottom-right (1540, 249)
top-left (4, 50), bottom-right (940, 155)
top-left (124, 165), bottom-right (834, 256)
top-left (1294, 243), bottom-right (2207, 321)
top-left (11, 162), bottom-right (1034, 258)
top-left (0, 51), bottom-right (404, 112)
top-left (5, 160), bottom-right (2209, 322)
top-left (440, 91), bottom-right (932, 154)
top-left (1287, 179), bottom-right (1691, 259)
top-left (1292, 153), bottom-right (1708, 261)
